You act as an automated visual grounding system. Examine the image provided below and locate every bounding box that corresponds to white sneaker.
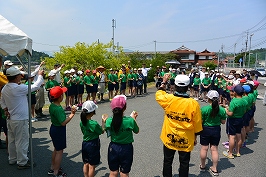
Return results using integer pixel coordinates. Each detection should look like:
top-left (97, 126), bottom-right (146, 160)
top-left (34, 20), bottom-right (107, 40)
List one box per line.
top-left (31, 117), bottom-right (38, 122)
top-left (194, 98), bottom-right (198, 100)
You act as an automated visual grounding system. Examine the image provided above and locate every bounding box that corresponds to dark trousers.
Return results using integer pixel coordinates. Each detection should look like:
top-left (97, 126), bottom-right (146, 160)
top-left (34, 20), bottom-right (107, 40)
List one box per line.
top-left (163, 145), bottom-right (191, 177)
top-left (143, 76), bottom-right (147, 93)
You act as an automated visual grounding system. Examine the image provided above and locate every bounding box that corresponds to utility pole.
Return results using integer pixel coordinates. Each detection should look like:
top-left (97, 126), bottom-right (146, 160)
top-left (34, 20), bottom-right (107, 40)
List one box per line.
top-left (254, 53), bottom-right (257, 69)
top-left (243, 31), bottom-right (249, 68)
top-left (248, 34), bottom-right (254, 68)
top-left (217, 50), bottom-right (220, 72)
top-left (112, 19), bottom-right (116, 53)
top-left (154, 40), bottom-right (157, 59)
top-left (233, 43), bottom-right (236, 68)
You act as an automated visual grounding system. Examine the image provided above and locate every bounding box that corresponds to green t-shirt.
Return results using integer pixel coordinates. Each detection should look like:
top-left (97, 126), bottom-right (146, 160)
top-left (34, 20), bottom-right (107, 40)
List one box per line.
top-left (45, 80), bottom-right (59, 90)
top-left (84, 75), bottom-right (92, 85)
top-left (201, 105), bottom-right (226, 126)
top-left (120, 73), bottom-right (127, 83)
top-left (113, 74), bottom-right (118, 82)
top-left (193, 77), bottom-right (201, 86)
top-left (127, 73), bottom-right (134, 80)
top-left (76, 76), bottom-right (84, 85)
top-left (105, 116), bottom-right (139, 144)
top-left (64, 77), bottom-right (72, 87)
top-left (108, 73), bottom-right (114, 84)
top-left (248, 92), bottom-right (255, 104)
top-left (170, 72), bottom-right (177, 81)
top-left (49, 103), bottom-right (66, 126)
top-left (25, 81), bottom-right (36, 94)
top-left (80, 120), bottom-right (103, 141)
top-left (159, 71), bottom-right (166, 77)
top-left (242, 95), bottom-right (252, 110)
top-left (253, 90), bottom-right (258, 99)
top-left (228, 97), bottom-right (248, 118)
top-left (202, 78), bottom-right (211, 86)
top-left (91, 75), bottom-right (100, 84)
top-left (132, 73), bottom-right (138, 80)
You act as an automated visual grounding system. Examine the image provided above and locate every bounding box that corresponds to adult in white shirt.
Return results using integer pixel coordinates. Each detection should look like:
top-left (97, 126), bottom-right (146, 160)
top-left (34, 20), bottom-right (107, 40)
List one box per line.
top-left (0, 66), bottom-right (44, 169)
top-left (141, 63), bottom-right (152, 94)
top-left (51, 63), bottom-right (65, 85)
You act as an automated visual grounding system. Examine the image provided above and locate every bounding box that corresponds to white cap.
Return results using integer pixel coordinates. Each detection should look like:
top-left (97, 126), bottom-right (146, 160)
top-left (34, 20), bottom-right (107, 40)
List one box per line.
top-left (48, 71), bottom-right (55, 77)
top-left (70, 68), bottom-right (75, 73)
top-left (204, 72), bottom-right (209, 75)
top-left (6, 66), bottom-right (22, 76)
top-left (82, 101), bottom-right (98, 113)
top-left (228, 75), bottom-right (234, 79)
top-left (77, 70), bottom-right (83, 75)
top-left (207, 90), bottom-right (219, 99)
top-left (64, 70), bottom-right (70, 74)
top-left (174, 75), bottom-right (190, 87)
top-left (4, 60), bottom-right (14, 66)
top-left (247, 80), bottom-right (254, 86)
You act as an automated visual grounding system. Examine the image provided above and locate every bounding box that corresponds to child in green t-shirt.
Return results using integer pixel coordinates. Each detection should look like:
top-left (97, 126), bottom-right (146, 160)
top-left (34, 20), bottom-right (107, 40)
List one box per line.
top-left (80, 101), bottom-right (105, 177)
top-left (48, 86), bottom-right (77, 177)
top-left (193, 74), bottom-right (201, 100)
top-left (104, 95), bottom-right (139, 176)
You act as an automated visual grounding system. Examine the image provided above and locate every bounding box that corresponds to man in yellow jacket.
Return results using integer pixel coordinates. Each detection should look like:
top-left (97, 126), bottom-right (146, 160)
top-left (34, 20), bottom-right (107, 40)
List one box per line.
top-left (155, 74), bottom-right (202, 177)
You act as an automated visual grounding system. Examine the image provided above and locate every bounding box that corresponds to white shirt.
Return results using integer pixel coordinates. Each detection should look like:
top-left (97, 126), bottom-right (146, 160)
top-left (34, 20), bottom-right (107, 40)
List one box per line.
top-left (199, 71), bottom-right (205, 81)
top-left (51, 67), bottom-right (62, 83)
top-left (141, 67), bottom-right (151, 77)
top-left (0, 75), bottom-right (44, 120)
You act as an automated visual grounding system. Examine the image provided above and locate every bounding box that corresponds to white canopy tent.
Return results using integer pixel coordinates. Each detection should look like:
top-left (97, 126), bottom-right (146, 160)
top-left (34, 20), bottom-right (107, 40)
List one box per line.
top-left (0, 14), bottom-right (35, 176)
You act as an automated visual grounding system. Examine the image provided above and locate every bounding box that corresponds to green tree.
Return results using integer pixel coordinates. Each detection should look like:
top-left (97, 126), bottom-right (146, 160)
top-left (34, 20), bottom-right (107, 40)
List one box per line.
top-left (202, 61), bottom-right (217, 70)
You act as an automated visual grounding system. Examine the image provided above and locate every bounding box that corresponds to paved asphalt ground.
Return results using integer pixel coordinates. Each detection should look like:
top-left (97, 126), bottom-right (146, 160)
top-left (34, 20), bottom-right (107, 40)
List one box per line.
top-left (0, 78), bottom-right (266, 177)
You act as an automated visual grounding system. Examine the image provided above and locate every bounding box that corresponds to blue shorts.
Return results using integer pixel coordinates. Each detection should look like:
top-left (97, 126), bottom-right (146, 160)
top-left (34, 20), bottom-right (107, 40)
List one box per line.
top-left (77, 84), bottom-right (84, 94)
top-left (82, 138), bottom-right (100, 165)
top-left (108, 83), bottom-right (114, 91)
top-left (108, 142), bottom-right (133, 173)
top-left (200, 126), bottom-right (221, 146)
top-left (86, 85), bottom-right (93, 93)
top-left (71, 84), bottom-right (78, 96)
top-left (226, 118), bottom-right (243, 135)
top-left (201, 86), bottom-right (209, 92)
top-left (170, 79), bottom-right (175, 85)
top-left (242, 112), bottom-right (251, 127)
top-left (49, 124), bottom-right (66, 151)
top-left (120, 82), bottom-right (126, 91)
top-left (217, 88), bottom-right (224, 96)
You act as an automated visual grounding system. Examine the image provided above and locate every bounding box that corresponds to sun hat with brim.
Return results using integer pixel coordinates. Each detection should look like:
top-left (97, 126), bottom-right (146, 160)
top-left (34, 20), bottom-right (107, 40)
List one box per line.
top-left (82, 100), bottom-right (98, 113)
top-left (206, 90), bottom-right (219, 99)
top-left (50, 86), bottom-right (67, 99)
top-left (175, 75), bottom-right (190, 87)
top-left (96, 66), bottom-right (106, 71)
top-left (6, 66), bottom-right (22, 76)
top-left (111, 95), bottom-right (127, 110)
top-left (242, 85), bottom-right (251, 93)
top-left (228, 75), bottom-right (234, 79)
top-left (233, 84), bottom-right (244, 94)
top-left (4, 60), bottom-right (14, 66)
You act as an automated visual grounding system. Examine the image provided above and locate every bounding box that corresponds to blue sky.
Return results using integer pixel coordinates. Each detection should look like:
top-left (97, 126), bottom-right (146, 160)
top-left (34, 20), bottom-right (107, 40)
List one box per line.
top-left (1, 0), bottom-right (266, 54)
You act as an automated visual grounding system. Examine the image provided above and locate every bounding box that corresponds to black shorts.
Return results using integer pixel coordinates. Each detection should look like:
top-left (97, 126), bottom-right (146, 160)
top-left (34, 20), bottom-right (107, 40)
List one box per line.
top-left (92, 84), bottom-right (98, 93)
top-left (201, 86), bottom-right (209, 92)
top-left (86, 85), bottom-right (93, 93)
top-left (71, 84), bottom-right (78, 96)
top-left (65, 87), bottom-right (71, 97)
top-left (82, 138), bottom-right (100, 165)
top-left (170, 79), bottom-right (175, 85)
top-left (77, 84), bottom-right (84, 94)
top-left (49, 124), bottom-right (66, 151)
top-left (114, 82), bottom-right (119, 90)
top-left (31, 94), bottom-right (36, 105)
top-left (217, 88), bottom-right (224, 96)
top-left (242, 112), bottom-right (251, 127)
top-left (226, 118), bottom-right (243, 135)
top-left (200, 126), bottom-right (221, 146)
top-left (133, 80), bottom-right (137, 87)
top-left (120, 82), bottom-right (126, 91)
top-left (128, 80), bottom-right (133, 87)
top-left (108, 142), bottom-right (133, 173)
top-left (108, 83), bottom-right (114, 91)
top-left (193, 85), bottom-right (199, 91)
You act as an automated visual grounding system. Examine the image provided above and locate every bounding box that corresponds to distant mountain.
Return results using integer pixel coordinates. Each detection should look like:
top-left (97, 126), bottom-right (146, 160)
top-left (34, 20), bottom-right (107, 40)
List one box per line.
top-left (41, 51), bottom-right (54, 57)
top-left (123, 49), bottom-right (134, 53)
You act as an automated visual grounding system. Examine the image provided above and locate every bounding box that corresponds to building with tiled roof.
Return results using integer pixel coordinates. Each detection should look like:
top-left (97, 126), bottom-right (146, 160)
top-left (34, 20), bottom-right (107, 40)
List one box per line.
top-left (170, 45), bottom-right (196, 68)
top-left (196, 48), bottom-right (217, 65)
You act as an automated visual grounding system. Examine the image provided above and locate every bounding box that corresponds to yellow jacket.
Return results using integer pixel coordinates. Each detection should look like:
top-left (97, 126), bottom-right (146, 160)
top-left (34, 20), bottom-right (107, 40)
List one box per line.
top-left (155, 90), bottom-right (202, 152)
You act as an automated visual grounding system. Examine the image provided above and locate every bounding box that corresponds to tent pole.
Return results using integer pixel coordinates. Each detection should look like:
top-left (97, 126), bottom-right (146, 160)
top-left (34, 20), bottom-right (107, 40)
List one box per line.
top-left (26, 51), bottom-right (33, 176)
top-left (15, 54), bottom-right (28, 71)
